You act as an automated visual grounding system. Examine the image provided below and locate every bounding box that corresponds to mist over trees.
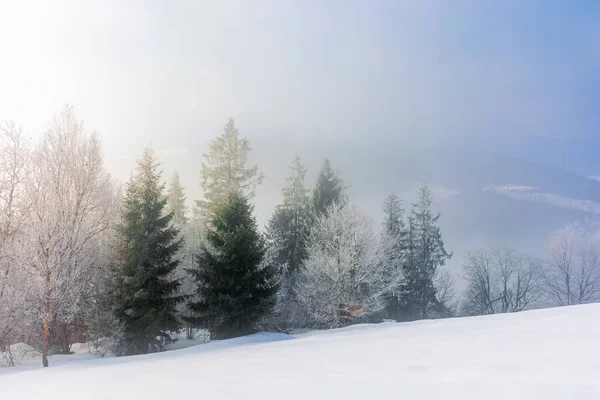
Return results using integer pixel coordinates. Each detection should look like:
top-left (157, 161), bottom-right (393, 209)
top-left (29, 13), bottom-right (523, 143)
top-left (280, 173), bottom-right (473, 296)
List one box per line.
top-left (166, 171), bottom-right (188, 227)
top-left (195, 118), bottom-right (264, 219)
top-left (311, 158), bottom-right (347, 219)
top-left (1, 105), bottom-right (598, 369)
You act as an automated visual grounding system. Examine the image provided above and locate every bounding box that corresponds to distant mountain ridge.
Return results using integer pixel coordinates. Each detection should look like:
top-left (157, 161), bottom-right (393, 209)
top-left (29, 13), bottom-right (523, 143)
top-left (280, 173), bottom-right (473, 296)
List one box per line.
top-left (332, 145), bottom-right (600, 277)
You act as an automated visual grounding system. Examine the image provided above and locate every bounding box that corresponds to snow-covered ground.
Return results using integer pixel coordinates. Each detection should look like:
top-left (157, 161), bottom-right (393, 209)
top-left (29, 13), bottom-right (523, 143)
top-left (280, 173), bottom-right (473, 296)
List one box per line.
top-left (1, 304), bottom-right (600, 399)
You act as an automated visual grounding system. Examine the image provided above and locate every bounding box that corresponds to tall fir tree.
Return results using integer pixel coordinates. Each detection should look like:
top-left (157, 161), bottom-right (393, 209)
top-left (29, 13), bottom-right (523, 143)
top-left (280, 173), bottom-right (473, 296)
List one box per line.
top-left (166, 171), bottom-right (188, 227)
top-left (111, 148), bottom-right (183, 355)
top-left (267, 154), bottom-right (311, 273)
top-left (312, 158), bottom-right (347, 218)
top-left (265, 155), bottom-right (311, 327)
top-left (187, 190), bottom-right (275, 339)
top-left (399, 184), bottom-right (451, 321)
top-left (165, 171), bottom-right (202, 338)
top-left (381, 193), bottom-right (405, 320)
top-left (195, 118), bottom-right (264, 218)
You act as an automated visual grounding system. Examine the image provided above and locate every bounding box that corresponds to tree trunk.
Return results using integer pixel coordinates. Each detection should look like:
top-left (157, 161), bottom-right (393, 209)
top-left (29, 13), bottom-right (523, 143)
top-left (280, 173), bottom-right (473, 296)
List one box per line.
top-left (42, 316), bottom-right (49, 367)
top-left (42, 271), bottom-right (50, 367)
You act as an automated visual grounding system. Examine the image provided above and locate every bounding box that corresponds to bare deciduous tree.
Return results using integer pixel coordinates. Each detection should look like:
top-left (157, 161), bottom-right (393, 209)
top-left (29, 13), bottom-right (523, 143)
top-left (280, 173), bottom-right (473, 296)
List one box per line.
top-left (434, 268), bottom-right (457, 316)
top-left (542, 223), bottom-right (600, 307)
top-left (461, 248), bottom-right (540, 316)
top-left (0, 121), bottom-right (32, 365)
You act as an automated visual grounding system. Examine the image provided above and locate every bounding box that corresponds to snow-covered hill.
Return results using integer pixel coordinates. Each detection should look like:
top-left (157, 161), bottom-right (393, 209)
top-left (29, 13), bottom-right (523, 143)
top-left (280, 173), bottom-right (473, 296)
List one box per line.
top-left (2, 304), bottom-right (599, 399)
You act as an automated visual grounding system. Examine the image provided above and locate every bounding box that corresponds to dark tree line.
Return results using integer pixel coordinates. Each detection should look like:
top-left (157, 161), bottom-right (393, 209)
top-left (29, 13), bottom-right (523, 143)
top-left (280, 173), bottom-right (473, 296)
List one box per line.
top-left (107, 118), bottom-right (455, 351)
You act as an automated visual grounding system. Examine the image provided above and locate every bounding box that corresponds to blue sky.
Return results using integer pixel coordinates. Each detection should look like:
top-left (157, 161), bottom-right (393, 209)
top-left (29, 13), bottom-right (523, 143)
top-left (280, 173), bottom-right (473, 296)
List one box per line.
top-left (444, 0), bottom-right (600, 175)
top-left (0, 0), bottom-right (598, 180)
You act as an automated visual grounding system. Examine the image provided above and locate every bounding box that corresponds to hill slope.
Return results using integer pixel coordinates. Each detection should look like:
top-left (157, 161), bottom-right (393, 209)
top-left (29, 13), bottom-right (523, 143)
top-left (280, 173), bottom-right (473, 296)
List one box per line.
top-left (2, 304), bottom-right (599, 399)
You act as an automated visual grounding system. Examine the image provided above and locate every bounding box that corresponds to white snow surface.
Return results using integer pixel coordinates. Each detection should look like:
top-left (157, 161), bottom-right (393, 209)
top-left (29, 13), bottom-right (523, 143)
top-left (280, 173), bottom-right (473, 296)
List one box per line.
top-left (2, 304), bottom-right (600, 399)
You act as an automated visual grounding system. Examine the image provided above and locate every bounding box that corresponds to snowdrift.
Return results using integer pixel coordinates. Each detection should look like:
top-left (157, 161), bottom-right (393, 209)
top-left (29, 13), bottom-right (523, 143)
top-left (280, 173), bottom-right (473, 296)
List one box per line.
top-left (1, 304), bottom-right (599, 399)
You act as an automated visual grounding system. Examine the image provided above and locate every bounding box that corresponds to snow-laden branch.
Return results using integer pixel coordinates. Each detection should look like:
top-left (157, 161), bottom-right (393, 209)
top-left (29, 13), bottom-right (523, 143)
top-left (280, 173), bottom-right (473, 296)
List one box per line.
top-left (296, 204), bottom-right (403, 328)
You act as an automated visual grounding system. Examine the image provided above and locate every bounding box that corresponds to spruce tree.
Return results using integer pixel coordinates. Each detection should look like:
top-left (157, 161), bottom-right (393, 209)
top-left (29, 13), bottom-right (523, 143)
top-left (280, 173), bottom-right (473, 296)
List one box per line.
top-left (195, 118), bottom-right (264, 218)
top-left (399, 184), bottom-right (451, 321)
top-left (166, 171), bottom-right (188, 227)
top-left (165, 171), bottom-right (201, 338)
top-left (381, 193), bottom-right (405, 320)
top-left (187, 190), bottom-right (275, 339)
top-left (312, 158), bottom-right (347, 218)
top-left (265, 155), bottom-right (311, 327)
top-left (111, 148), bottom-right (183, 355)
top-left (383, 193), bottom-right (404, 237)
top-left (267, 154), bottom-right (311, 273)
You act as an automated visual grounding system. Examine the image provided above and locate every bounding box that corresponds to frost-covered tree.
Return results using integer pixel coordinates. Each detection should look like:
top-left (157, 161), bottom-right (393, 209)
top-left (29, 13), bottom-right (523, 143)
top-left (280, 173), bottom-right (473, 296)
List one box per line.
top-left (0, 121), bottom-right (32, 364)
top-left (187, 191), bottom-right (276, 339)
top-left (0, 261), bottom-right (32, 366)
top-left (165, 171), bottom-right (188, 227)
top-left (399, 184), bottom-right (451, 321)
top-left (195, 118), bottom-right (264, 218)
top-left (265, 155), bottom-right (311, 328)
top-left (461, 248), bottom-right (540, 316)
top-left (0, 122), bottom-right (30, 266)
top-left (111, 148), bottom-right (183, 355)
top-left (311, 158), bottom-right (347, 218)
top-left (542, 223), bottom-right (600, 306)
top-left (18, 106), bottom-right (118, 366)
top-left (0, 122), bottom-right (30, 295)
top-left (260, 223), bottom-right (290, 329)
top-left (296, 205), bottom-right (401, 329)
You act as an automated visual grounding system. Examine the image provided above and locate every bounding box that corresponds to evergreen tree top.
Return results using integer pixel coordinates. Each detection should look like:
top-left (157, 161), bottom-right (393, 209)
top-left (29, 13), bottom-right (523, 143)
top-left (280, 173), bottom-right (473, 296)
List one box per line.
top-left (265, 154), bottom-right (311, 276)
top-left (410, 183), bottom-right (452, 266)
top-left (413, 183), bottom-right (437, 219)
top-left (312, 158), bottom-right (347, 217)
top-left (198, 118), bottom-right (264, 212)
top-left (209, 190), bottom-right (260, 237)
top-left (166, 170), bottom-right (188, 226)
top-left (383, 192), bottom-right (404, 236)
top-left (281, 153), bottom-right (309, 208)
top-left (135, 148), bottom-right (162, 187)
